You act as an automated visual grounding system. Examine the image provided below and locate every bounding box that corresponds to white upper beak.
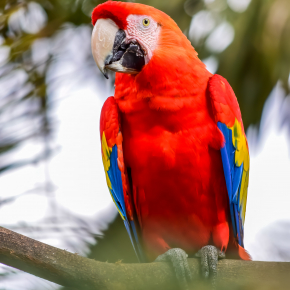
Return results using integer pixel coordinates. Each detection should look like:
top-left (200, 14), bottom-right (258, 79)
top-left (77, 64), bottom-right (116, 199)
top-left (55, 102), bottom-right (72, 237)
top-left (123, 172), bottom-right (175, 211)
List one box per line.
top-left (91, 18), bottom-right (119, 78)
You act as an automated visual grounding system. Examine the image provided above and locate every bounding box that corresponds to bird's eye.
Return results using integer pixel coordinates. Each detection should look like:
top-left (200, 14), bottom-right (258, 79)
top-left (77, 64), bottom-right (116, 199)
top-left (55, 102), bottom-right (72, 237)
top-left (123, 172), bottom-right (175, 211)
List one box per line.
top-left (142, 18), bottom-right (150, 27)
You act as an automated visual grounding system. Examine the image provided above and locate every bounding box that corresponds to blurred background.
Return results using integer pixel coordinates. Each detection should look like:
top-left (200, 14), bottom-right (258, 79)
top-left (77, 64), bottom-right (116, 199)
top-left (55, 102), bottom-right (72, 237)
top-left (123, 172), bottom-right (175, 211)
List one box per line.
top-left (0, 0), bottom-right (289, 289)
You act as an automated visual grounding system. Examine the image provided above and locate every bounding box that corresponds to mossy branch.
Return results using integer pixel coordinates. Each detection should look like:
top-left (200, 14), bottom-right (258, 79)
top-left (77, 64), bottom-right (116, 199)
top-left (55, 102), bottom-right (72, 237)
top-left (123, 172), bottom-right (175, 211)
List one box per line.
top-left (0, 226), bottom-right (289, 290)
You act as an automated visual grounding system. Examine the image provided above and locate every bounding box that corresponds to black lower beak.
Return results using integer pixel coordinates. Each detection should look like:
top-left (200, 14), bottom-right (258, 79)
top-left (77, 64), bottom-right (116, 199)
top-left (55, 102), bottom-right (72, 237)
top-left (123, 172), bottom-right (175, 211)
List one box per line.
top-left (105, 29), bottom-right (145, 74)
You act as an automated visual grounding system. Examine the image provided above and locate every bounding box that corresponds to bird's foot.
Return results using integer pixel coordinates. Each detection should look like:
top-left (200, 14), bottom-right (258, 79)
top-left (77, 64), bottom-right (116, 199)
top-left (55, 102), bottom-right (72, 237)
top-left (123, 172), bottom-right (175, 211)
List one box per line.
top-left (195, 245), bottom-right (225, 290)
top-left (155, 248), bottom-right (193, 290)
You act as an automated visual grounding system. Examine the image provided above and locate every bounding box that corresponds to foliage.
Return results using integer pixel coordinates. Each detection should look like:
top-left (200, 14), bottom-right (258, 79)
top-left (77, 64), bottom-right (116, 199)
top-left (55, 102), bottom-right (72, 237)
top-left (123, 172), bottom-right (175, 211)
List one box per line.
top-left (0, 0), bottom-right (100, 174)
top-left (188, 0), bottom-right (290, 129)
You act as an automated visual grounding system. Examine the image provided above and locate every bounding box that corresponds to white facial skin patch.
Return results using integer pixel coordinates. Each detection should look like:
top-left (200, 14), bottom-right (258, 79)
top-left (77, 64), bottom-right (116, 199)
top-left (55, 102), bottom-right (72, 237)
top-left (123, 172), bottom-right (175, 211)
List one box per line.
top-left (126, 15), bottom-right (160, 64)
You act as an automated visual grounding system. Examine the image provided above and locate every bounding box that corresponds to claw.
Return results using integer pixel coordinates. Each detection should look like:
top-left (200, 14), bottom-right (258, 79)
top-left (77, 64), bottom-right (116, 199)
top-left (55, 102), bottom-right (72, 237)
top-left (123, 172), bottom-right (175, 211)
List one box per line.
top-left (195, 245), bottom-right (225, 290)
top-left (155, 248), bottom-right (193, 290)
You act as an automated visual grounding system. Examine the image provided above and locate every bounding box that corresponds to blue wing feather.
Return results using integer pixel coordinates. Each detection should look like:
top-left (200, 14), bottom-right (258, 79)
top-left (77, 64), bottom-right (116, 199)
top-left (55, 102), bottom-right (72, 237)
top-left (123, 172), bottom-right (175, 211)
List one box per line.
top-left (130, 221), bottom-right (146, 261)
top-left (107, 145), bottom-right (145, 261)
top-left (232, 164), bottom-right (243, 202)
top-left (218, 123), bottom-right (233, 201)
top-left (107, 145), bottom-right (126, 217)
top-left (217, 122), bottom-right (244, 247)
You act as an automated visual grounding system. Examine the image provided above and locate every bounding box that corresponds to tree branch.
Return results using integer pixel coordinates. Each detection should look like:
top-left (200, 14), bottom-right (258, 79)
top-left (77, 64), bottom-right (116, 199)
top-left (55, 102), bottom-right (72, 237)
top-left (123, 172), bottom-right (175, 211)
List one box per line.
top-left (0, 226), bottom-right (289, 290)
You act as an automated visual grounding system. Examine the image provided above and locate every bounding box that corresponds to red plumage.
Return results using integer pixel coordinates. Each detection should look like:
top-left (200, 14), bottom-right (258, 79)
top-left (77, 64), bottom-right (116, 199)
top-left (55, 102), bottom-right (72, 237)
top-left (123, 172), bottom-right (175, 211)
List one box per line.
top-left (96, 1), bottom-right (250, 261)
top-left (92, 1), bottom-right (129, 29)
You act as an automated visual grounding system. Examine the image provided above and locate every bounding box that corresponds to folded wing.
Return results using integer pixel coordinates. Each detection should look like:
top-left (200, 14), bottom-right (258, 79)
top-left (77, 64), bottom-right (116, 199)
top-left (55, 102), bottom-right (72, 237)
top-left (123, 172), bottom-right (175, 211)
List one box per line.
top-left (100, 97), bottom-right (144, 261)
top-left (208, 75), bottom-right (249, 247)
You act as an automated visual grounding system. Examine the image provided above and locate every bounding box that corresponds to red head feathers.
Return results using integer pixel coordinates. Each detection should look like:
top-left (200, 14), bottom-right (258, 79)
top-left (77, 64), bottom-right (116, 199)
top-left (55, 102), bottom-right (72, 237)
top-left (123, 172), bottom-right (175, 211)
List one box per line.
top-left (92, 1), bottom-right (175, 30)
top-left (92, 1), bottom-right (130, 29)
top-left (91, 0), bottom-right (205, 102)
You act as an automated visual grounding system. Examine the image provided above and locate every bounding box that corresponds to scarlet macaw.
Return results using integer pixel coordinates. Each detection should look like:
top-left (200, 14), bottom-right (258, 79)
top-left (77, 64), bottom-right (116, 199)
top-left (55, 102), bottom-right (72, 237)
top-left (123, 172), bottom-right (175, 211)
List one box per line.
top-left (91, 1), bottom-right (250, 288)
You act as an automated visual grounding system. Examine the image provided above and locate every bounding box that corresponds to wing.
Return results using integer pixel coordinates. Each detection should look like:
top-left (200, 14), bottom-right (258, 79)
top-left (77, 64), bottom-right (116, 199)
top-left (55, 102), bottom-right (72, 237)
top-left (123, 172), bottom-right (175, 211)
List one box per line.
top-left (208, 75), bottom-right (249, 247)
top-left (100, 96), bottom-right (144, 261)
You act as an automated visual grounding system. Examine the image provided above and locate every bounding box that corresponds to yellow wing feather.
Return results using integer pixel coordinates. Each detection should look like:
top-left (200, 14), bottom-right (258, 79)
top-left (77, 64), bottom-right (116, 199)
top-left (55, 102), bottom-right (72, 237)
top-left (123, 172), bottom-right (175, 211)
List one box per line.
top-left (101, 132), bottom-right (125, 220)
top-left (229, 118), bottom-right (249, 225)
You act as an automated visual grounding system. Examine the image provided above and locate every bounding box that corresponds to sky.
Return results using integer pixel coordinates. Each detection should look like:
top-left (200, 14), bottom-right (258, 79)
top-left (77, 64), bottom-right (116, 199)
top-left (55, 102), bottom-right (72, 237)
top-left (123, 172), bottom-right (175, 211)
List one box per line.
top-left (245, 83), bottom-right (290, 260)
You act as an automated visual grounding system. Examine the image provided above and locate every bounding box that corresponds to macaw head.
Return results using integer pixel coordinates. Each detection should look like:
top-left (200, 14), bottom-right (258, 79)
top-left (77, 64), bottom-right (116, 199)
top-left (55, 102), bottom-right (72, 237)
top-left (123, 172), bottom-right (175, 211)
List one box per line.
top-left (91, 1), bottom-right (194, 79)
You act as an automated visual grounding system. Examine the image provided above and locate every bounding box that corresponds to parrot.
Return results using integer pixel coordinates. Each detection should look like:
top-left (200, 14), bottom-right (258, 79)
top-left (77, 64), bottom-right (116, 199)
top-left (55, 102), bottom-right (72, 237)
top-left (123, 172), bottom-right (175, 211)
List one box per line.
top-left (91, 1), bottom-right (250, 288)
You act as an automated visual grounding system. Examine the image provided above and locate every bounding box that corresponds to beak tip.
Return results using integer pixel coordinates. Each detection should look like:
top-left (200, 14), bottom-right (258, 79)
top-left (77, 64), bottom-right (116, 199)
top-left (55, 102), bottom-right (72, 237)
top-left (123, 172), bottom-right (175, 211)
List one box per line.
top-left (103, 68), bottom-right (109, 79)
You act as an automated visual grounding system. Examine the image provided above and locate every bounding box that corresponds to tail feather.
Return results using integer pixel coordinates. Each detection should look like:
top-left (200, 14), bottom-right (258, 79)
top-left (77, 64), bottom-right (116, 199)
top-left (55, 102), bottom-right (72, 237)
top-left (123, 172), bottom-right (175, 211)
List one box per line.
top-left (238, 245), bottom-right (251, 260)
